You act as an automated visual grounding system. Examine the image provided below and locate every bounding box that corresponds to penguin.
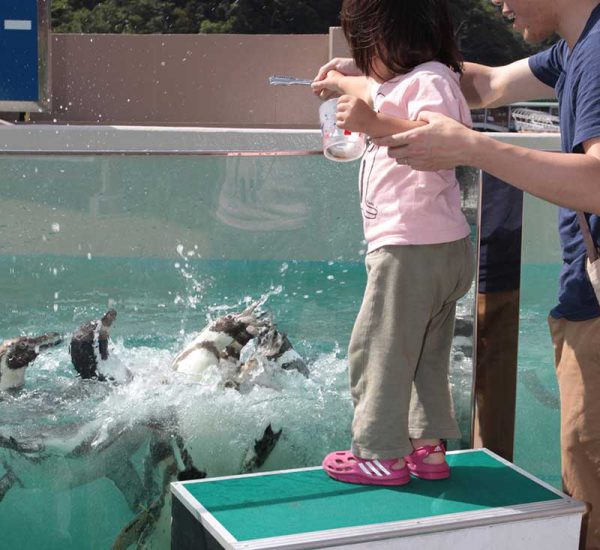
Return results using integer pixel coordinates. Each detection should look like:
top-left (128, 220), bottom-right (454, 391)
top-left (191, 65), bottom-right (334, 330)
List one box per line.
top-left (170, 302), bottom-right (268, 379)
top-left (171, 302), bottom-right (308, 386)
top-left (0, 332), bottom-right (62, 391)
top-left (69, 309), bottom-right (127, 381)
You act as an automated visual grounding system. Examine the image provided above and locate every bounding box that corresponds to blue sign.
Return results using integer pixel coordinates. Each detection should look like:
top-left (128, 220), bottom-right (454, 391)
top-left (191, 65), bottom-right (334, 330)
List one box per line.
top-left (0, 0), bottom-right (39, 102)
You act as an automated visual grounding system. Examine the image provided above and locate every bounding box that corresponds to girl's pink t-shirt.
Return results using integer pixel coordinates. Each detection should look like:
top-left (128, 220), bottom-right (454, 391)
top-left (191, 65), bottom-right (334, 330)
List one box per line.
top-left (361, 61), bottom-right (472, 251)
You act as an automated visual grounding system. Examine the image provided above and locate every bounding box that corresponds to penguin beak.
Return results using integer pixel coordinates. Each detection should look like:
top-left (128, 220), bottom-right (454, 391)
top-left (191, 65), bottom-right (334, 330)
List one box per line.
top-left (29, 332), bottom-right (63, 351)
top-left (101, 309), bottom-right (117, 327)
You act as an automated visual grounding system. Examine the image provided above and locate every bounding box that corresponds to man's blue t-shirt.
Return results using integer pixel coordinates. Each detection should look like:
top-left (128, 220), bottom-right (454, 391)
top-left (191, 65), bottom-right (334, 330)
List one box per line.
top-left (529, 3), bottom-right (600, 321)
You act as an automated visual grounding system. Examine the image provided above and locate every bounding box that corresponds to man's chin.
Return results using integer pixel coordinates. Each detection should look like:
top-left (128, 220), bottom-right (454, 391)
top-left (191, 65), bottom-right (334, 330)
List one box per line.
top-left (521, 27), bottom-right (553, 45)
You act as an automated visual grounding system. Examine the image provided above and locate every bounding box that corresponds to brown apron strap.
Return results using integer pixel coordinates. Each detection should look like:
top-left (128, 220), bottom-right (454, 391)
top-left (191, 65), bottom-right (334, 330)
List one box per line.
top-left (577, 211), bottom-right (600, 262)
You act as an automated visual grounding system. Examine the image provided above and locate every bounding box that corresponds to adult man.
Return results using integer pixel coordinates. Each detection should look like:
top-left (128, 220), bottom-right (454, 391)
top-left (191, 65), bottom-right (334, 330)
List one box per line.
top-left (316, 1), bottom-right (600, 548)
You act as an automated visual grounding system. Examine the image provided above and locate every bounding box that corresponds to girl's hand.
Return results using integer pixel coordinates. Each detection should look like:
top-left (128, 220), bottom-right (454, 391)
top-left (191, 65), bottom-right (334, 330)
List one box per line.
top-left (311, 70), bottom-right (344, 98)
top-left (336, 95), bottom-right (376, 134)
top-left (313, 58), bottom-right (361, 99)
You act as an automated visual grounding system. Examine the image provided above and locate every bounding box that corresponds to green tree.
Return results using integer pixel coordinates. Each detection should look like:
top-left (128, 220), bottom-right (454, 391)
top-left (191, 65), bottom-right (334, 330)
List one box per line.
top-left (51, 0), bottom-right (552, 65)
top-left (451, 0), bottom-right (547, 65)
top-left (229, 0), bottom-right (341, 34)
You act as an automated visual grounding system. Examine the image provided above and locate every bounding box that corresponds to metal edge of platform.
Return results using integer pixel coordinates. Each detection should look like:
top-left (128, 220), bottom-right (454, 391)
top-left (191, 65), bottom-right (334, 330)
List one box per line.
top-left (232, 500), bottom-right (585, 550)
top-left (170, 449), bottom-right (586, 550)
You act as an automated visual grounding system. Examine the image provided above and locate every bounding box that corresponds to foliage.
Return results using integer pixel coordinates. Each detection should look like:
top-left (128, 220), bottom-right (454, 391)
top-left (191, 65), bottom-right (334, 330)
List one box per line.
top-left (450, 0), bottom-right (548, 65)
top-left (51, 0), bottom-right (552, 64)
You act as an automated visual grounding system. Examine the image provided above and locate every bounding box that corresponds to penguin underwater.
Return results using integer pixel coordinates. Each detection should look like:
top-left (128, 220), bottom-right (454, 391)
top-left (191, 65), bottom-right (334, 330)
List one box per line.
top-left (0, 303), bottom-right (309, 548)
top-left (0, 332), bottom-right (62, 391)
top-left (110, 303), bottom-right (310, 548)
top-left (171, 301), bottom-right (309, 473)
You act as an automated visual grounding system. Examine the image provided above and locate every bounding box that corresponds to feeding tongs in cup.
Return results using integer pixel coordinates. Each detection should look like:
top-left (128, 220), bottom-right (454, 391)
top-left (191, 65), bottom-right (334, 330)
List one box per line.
top-left (269, 75), bottom-right (314, 86)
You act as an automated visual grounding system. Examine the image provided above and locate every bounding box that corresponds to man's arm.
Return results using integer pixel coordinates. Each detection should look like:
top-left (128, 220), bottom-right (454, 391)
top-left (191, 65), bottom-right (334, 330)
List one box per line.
top-left (373, 113), bottom-right (600, 214)
top-left (462, 59), bottom-right (556, 108)
top-left (467, 134), bottom-right (600, 212)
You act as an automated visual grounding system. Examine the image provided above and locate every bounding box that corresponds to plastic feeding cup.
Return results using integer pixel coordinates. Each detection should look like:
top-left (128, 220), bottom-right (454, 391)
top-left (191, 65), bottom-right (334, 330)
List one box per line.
top-left (318, 98), bottom-right (367, 162)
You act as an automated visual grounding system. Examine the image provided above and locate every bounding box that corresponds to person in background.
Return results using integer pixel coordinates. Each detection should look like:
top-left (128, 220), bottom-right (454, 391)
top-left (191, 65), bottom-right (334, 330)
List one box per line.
top-left (312, 0), bottom-right (474, 486)
top-left (316, 0), bottom-right (600, 547)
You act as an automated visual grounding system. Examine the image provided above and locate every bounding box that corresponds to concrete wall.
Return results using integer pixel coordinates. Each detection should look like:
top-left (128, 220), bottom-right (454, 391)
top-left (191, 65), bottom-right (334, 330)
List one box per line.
top-left (2, 29), bottom-right (351, 128)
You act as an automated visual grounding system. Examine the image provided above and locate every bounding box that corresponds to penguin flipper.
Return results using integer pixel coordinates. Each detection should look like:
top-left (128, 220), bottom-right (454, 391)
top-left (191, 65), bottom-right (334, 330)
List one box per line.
top-left (112, 461), bottom-right (177, 550)
top-left (106, 459), bottom-right (146, 513)
top-left (241, 424), bottom-right (282, 473)
top-left (0, 462), bottom-right (20, 502)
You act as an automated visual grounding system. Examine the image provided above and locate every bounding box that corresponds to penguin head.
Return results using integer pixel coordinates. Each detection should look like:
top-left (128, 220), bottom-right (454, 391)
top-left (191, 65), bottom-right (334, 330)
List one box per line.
top-left (101, 309), bottom-right (117, 328)
top-left (255, 327), bottom-right (291, 360)
top-left (6, 332), bottom-right (62, 370)
top-left (211, 315), bottom-right (255, 347)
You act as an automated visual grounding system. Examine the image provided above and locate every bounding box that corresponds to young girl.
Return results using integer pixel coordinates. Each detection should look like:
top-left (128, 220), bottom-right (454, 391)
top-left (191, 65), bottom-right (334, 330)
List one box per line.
top-left (312, 0), bottom-right (474, 486)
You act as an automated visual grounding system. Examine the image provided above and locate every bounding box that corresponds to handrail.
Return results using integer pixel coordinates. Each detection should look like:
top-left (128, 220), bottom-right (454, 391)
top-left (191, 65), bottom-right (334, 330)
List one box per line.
top-left (0, 149), bottom-right (324, 157)
top-left (0, 125), bottom-right (562, 155)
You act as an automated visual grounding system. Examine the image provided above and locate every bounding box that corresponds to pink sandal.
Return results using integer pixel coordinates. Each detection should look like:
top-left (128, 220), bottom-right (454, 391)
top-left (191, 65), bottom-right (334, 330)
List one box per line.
top-left (322, 450), bottom-right (410, 486)
top-left (405, 444), bottom-right (450, 480)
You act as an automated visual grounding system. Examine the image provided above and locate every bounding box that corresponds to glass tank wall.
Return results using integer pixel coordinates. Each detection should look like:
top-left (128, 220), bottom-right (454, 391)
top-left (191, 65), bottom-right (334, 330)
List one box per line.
top-left (0, 150), bottom-right (477, 549)
top-left (514, 193), bottom-right (562, 487)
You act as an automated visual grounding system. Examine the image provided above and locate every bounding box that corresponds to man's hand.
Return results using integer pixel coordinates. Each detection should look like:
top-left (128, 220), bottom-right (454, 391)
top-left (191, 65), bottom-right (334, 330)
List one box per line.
top-left (337, 95), bottom-right (376, 134)
top-left (372, 111), bottom-right (476, 170)
top-left (313, 58), bottom-right (361, 100)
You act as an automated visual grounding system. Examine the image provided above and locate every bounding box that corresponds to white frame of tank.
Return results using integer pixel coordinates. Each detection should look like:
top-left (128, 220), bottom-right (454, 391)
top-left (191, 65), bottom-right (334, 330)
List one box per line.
top-left (0, 125), bottom-right (561, 154)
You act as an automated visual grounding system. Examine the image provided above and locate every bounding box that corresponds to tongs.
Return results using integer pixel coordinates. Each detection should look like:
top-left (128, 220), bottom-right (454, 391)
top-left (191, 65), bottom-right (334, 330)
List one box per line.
top-left (269, 75), bottom-right (314, 86)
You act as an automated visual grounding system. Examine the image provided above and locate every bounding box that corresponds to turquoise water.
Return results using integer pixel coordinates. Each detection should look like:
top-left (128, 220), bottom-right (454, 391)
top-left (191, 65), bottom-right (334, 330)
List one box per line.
top-left (0, 149), bottom-right (563, 547)
top-left (514, 263), bottom-right (562, 488)
top-left (0, 254), bottom-right (474, 549)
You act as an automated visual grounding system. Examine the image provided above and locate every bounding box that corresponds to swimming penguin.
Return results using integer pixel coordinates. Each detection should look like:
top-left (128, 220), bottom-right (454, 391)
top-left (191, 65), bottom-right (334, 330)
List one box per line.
top-left (0, 412), bottom-right (205, 515)
top-left (0, 332), bottom-right (62, 391)
top-left (70, 309), bottom-right (130, 382)
top-left (171, 302), bottom-right (265, 379)
top-left (171, 302), bottom-right (308, 387)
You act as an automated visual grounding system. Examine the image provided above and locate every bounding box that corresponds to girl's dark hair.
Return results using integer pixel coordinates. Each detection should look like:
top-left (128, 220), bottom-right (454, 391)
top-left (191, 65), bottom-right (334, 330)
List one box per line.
top-left (341, 0), bottom-right (463, 78)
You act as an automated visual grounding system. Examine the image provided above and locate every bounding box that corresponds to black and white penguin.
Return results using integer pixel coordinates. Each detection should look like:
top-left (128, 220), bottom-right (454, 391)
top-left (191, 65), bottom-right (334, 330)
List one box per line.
top-left (171, 302), bottom-right (266, 378)
top-left (171, 302), bottom-right (308, 386)
top-left (70, 309), bottom-right (124, 381)
top-left (0, 332), bottom-right (62, 391)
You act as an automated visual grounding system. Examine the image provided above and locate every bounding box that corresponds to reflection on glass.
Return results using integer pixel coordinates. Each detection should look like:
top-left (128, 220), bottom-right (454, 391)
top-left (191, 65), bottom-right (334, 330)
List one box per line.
top-left (0, 155), bottom-right (477, 548)
top-left (474, 173), bottom-right (523, 461)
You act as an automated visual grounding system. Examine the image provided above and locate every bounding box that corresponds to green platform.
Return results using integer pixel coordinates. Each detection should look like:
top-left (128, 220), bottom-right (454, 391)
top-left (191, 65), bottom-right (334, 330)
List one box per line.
top-left (172, 449), bottom-right (583, 549)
